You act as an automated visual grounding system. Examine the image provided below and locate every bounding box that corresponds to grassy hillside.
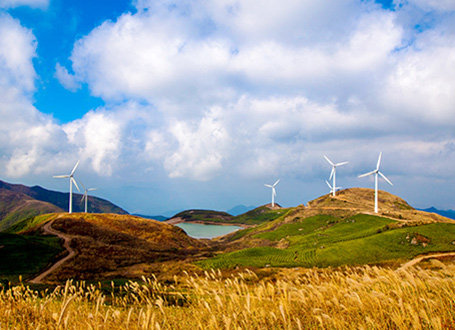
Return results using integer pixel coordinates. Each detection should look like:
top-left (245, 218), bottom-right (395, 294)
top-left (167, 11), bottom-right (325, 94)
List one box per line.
top-left (0, 232), bottom-right (64, 281)
top-left (0, 180), bottom-right (128, 231)
top-left (0, 190), bottom-right (62, 231)
top-left (199, 188), bottom-right (455, 269)
top-left (8, 213), bottom-right (209, 282)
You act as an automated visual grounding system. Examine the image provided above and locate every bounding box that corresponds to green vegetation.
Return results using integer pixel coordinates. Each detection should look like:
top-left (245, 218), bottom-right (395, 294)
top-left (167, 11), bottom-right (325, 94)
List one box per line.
top-left (199, 214), bottom-right (455, 269)
top-left (3, 214), bottom-right (54, 234)
top-left (232, 206), bottom-right (292, 225)
top-left (0, 233), bottom-right (64, 281)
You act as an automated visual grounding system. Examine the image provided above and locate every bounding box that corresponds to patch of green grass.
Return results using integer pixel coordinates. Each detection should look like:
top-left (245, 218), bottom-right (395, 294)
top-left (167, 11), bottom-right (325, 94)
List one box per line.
top-left (199, 220), bottom-right (455, 269)
top-left (253, 215), bottom-right (339, 241)
top-left (233, 207), bottom-right (292, 225)
top-left (0, 233), bottom-right (64, 281)
top-left (2, 214), bottom-right (54, 234)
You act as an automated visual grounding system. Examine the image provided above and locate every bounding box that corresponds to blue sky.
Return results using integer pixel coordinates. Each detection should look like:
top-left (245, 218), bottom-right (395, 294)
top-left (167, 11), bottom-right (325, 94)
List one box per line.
top-left (0, 0), bottom-right (454, 215)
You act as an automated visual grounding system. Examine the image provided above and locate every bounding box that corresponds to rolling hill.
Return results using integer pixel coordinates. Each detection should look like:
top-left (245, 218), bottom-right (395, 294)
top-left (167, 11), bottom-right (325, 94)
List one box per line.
top-left (4, 213), bottom-right (207, 282)
top-left (1, 187), bottom-right (455, 284)
top-left (0, 180), bottom-right (128, 231)
top-left (199, 188), bottom-right (455, 269)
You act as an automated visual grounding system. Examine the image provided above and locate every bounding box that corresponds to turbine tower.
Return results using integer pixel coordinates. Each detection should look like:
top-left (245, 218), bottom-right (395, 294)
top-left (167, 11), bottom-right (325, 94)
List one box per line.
top-left (53, 160), bottom-right (80, 214)
top-left (264, 179), bottom-right (280, 207)
top-left (358, 152), bottom-right (393, 213)
top-left (326, 180), bottom-right (341, 196)
top-left (324, 155), bottom-right (348, 196)
top-left (80, 181), bottom-right (98, 213)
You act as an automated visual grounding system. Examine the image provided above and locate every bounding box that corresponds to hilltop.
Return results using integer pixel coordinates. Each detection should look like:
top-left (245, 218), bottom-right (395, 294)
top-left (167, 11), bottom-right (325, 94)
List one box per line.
top-left (0, 180), bottom-right (128, 231)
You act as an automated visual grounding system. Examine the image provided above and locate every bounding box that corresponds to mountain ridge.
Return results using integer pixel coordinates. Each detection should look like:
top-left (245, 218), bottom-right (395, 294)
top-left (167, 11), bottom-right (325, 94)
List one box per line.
top-left (0, 179), bottom-right (128, 231)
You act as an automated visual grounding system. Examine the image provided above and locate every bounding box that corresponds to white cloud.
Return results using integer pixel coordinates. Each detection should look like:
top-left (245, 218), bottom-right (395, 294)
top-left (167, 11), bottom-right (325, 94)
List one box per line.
top-left (0, 0), bottom-right (48, 9)
top-left (54, 63), bottom-right (80, 91)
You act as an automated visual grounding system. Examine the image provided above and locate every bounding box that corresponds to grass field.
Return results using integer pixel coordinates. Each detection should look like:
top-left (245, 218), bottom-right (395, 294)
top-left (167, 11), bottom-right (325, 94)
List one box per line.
top-left (0, 232), bottom-right (64, 281)
top-left (200, 214), bottom-right (455, 269)
top-left (1, 265), bottom-right (455, 329)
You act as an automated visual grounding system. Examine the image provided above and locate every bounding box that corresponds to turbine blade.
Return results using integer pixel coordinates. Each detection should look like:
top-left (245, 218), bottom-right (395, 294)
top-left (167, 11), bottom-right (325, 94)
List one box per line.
top-left (79, 180), bottom-right (86, 191)
top-left (264, 184), bottom-right (272, 188)
top-left (273, 188), bottom-right (277, 196)
top-left (324, 155), bottom-right (334, 166)
top-left (358, 170), bottom-right (376, 178)
top-left (335, 161), bottom-right (349, 166)
top-left (53, 175), bottom-right (69, 178)
top-left (88, 188), bottom-right (98, 191)
top-left (71, 177), bottom-right (80, 191)
top-left (273, 179), bottom-right (280, 186)
top-left (325, 180), bottom-right (332, 189)
top-left (379, 171), bottom-right (393, 186)
top-left (81, 194), bottom-right (86, 202)
top-left (329, 167), bottom-right (334, 180)
top-left (376, 152), bottom-right (382, 171)
top-left (71, 160), bottom-right (80, 176)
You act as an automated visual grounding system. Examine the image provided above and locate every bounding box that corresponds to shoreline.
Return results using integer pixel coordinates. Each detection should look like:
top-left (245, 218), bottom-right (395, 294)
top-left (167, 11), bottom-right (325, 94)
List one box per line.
top-left (164, 217), bottom-right (252, 228)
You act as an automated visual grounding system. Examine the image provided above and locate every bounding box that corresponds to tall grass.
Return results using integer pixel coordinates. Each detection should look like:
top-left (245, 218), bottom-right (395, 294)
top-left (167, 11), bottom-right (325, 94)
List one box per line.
top-left (1, 264), bottom-right (455, 329)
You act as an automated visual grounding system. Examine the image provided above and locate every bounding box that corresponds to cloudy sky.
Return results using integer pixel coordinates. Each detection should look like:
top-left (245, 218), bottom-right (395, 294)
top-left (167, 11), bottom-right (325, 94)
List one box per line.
top-left (0, 0), bottom-right (454, 215)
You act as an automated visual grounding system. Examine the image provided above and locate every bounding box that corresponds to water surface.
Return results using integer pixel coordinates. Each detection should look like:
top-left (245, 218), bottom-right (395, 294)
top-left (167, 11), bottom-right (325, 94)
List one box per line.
top-left (176, 223), bottom-right (242, 239)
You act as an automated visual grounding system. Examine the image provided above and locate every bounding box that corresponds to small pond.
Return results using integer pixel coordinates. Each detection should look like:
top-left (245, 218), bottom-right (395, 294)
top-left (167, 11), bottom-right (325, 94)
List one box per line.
top-left (175, 223), bottom-right (242, 239)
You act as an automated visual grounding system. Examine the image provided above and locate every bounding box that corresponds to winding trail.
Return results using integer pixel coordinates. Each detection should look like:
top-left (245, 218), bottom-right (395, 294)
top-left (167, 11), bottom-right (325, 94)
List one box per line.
top-left (29, 219), bottom-right (75, 284)
top-left (398, 252), bottom-right (455, 271)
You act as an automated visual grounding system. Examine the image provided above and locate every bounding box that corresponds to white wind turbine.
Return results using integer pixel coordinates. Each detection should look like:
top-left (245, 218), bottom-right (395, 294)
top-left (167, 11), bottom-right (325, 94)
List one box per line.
top-left (326, 180), bottom-right (341, 196)
top-left (53, 160), bottom-right (80, 214)
top-left (324, 155), bottom-right (348, 196)
top-left (264, 179), bottom-right (280, 207)
top-left (80, 181), bottom-right (98, 213)
top-left (358, 152), bottom-right (393, 213)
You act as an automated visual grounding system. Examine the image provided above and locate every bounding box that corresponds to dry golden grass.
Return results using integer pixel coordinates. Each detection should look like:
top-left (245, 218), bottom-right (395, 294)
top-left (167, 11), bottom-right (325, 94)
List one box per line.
top-left (1, 264), bottom-right (455, 329)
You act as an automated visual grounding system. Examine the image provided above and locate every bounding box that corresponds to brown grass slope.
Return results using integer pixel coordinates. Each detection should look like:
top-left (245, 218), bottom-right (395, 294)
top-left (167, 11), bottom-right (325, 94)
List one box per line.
top-left (24, 213), bottom-right (208, 282)
top-left (0, 180), bottom-right (128, 231)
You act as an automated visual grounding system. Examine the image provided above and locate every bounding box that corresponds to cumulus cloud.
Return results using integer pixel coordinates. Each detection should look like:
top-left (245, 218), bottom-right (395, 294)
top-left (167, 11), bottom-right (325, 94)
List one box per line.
top-left (1, 1), bottom-right (454, 211)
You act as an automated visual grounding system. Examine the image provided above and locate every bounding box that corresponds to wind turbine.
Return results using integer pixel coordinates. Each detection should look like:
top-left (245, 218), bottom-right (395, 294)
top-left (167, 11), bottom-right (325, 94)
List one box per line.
top-left (358, 152), bottom-right (393, 213)
top-left (326, 180), bottom-right (341, 195)
top-left (80, 181), bottom-right (98, 213)
top-left (264, 179), bottom-right (280, 207)
top-left (324, 155), bottom-right (348, 196)
top-left (53, 160), bottom-right (80, 214)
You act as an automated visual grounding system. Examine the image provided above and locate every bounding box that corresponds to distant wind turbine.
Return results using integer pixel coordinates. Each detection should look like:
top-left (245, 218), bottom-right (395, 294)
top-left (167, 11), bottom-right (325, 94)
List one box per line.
top-left (264, 179), bottom-right (280, 207)
top-left (53, 160), bottom-right (80, 214)
top-left (80, 181), bottom-right (98, 213)
top-left (324, 155), bottom-right (348, 196)
top-left (358, 152), bottom-right (393, 213)
top-left (326, 180), bottom-right (341, 195)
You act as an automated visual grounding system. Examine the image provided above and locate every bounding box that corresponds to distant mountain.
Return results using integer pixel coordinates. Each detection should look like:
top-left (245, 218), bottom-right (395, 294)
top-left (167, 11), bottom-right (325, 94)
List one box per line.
top-left (227, 205), bottom-right (256, 216)
top-left (0, 179), bottom-right (128, 231)
top-left (133, 214), bottom-right (169, 221)
top-left (418, 207), bottom-right (455, 221)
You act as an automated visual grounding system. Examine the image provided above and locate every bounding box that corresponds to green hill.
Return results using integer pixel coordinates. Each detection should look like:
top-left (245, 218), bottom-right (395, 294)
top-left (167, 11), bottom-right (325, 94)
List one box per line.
top-left (199, 188), bottom-right (455, 269)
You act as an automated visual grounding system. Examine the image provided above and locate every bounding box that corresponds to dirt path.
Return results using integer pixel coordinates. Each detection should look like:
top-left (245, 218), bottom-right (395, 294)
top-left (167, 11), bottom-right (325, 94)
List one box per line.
top-left (398, 252), bottom-right (455, 271)
top-left (29, 219), bottom-right (75, 284)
